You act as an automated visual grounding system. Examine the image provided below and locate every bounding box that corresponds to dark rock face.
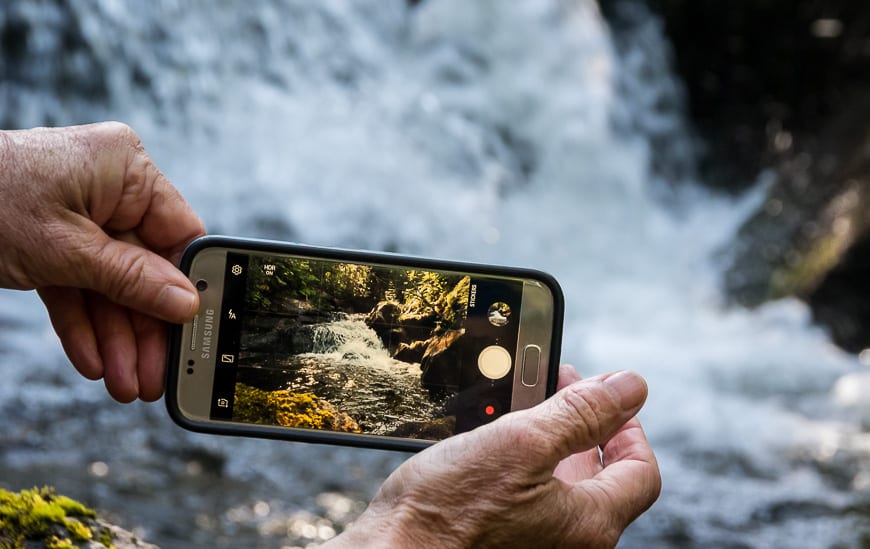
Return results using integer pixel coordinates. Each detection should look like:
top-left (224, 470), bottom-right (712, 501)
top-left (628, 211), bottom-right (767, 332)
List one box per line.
top-left (420, 329), bottom-right (465, 392)
top-left (365, 300), bottom-right (441, 356)
top-left (722, 94), bottom-right (870, 306)
top-left (615, 0), bottom-right (870, 193)
top-left (604, 1), bottom-right (870, 351)
top-left (365, 300), bottom-right (404, 353)
top-left (393, 339), bottom-right (428, 363)
top-left (809, 233), bottom-right (870, 352)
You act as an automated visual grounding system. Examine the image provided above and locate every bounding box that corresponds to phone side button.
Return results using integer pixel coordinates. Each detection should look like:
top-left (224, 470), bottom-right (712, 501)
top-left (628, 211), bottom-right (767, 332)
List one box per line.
top-left (521, 345), bottom-right (541, 387)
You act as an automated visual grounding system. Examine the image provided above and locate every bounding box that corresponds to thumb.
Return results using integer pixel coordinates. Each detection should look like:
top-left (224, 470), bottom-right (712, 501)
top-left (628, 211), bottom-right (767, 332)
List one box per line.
top-left (81, 232), bottom-right (199, 323)
top-left (518, 370), bottom-right (648, 473)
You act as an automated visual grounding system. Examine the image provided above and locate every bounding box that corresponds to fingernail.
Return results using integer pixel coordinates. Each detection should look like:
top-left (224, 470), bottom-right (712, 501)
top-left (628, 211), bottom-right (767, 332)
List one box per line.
top-left (160, 285), bottom-right (197, 322)
top-left (603, 370), bottom-right (647, 410)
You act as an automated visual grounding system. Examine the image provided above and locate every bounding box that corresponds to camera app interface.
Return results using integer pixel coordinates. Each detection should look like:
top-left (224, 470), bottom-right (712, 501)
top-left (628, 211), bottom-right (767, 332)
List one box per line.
top-left (209, 252), bottom-right (524, 440)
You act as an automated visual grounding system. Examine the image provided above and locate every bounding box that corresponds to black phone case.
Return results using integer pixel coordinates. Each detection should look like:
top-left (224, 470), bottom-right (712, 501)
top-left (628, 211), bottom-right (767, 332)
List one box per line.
top-left (165, 235), bottom-right (565, 452)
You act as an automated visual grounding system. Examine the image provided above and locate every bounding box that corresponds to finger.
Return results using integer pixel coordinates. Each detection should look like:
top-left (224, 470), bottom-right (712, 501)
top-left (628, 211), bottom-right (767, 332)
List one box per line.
top-left (518, 370), bottom-right (649, 475)
top-left (87, 292), bottom-right (139, 402)
top-left (553, 447), bottom-right (603, 481)
top-left (71, 122), bottom-right (205, 254)
top-left (553, 366), bottom-right (604, 480)
top-left (584, 417), bottom-right (661, 526)
top-left (88, 122), bottom-right (205, 260)
top-left (600, 416), bottom-right (656, 467)
top-left (77, 227), bottom-right (199, 324)
top-left (38, 287), bottom-right (103, 380)
top-left (557, 363), bottom-right (582, 391)
top-left (126, 155), bottom-right (206, 263)
top-left (131, 312), bottom-right (167, 401)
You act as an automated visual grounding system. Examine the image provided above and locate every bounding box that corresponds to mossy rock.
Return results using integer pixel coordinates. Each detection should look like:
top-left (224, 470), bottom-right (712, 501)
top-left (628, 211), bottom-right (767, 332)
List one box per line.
top-left (0, 487), bottom-right (112, 548)
top-left (233, 383), bottom-right (361, 433)
top-left (438, 276), bottom-right (470, 330)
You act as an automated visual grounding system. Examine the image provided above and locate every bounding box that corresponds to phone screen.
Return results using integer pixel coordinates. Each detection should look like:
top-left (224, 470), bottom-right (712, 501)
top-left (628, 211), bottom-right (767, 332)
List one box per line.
top-left (204, 251), bottom-right (532, 441)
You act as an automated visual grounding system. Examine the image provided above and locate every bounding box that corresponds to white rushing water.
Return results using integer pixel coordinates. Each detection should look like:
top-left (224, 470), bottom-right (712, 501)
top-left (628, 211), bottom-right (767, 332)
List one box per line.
top-left (308, 318), bottom-right (392, 363)
top-left (1, 0), bottom-right (869, 546)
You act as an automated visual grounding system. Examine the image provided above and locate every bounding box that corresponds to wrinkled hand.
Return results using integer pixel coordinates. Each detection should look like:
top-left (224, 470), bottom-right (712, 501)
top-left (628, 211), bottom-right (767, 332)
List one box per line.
top-left (0, 122), bottom-right (205, 402)
top-left (328, 366), bottom-right (661, 548)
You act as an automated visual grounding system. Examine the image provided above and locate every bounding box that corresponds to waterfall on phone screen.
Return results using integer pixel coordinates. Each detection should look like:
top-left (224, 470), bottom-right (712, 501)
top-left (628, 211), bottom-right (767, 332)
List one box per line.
top-left (288, 315), bottom-right (439, 434)
top-left (308, 318), bottom-right (387, 362)
top-left (0, 0), bottom-right (868, 547)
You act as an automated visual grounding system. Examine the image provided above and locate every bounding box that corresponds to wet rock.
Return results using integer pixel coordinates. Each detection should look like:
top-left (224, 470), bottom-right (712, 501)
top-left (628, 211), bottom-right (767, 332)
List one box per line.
top-left (241, 305), bottom-right (334, 355)
top-left (97, 522), bottom-right (159, 548)
top-left (808, 231), bottom-right (870, 352)
top-left (720, 101), bottom-right (870, 300)
top-left (241, 318), bottom-right (300, 354)
top-left (365, 300), bottom-right (403, 351)
top-left (610, 1), bottom-right (870, 351)
top-left (0, 486), bottom-right (157, 548)
top-left (396, 310), bottom-right (440, 332)
top-left (750, 499), bottom-right (841, 524)
top-left (387, 415), bottom-right (455, 440)
top-left (720, 94), bottom-right (870, 350)
top-left (419, 329), bottom-right (465, 393)
top-left (365, 300), bottom-right (401, 327)
top-left (393, 339), bottom-right (428, 363)
top-left (682, 448), bottom-right (778, 481)
top-left (366, 300), bottom-right (440, 355)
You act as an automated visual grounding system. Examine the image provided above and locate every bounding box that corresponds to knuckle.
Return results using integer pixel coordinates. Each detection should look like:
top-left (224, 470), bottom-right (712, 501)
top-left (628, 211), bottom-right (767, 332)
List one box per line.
top-left (83, 121), bottom-right (146, 166)
top-left (558, 383), bottom-right (607, 442)
top-left (102, 121), bottom-right (140, 147)
top-left (499, 415), bottom-right (550, 460)
top-left (0, 130), bottom-right (11, 166)
top-left (95, 244), bottom-right (149, 302)
top-left (79, 121), bottom-right (135, 151)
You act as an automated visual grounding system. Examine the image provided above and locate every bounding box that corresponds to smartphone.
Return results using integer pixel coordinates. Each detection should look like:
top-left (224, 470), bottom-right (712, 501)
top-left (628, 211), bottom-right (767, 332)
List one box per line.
top-left (166, 236), bottom-right (563, 452)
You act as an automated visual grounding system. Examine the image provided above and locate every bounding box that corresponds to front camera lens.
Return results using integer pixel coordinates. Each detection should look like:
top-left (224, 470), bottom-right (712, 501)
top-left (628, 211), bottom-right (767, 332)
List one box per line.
top-left (195, 279), bottom-right (208, 292)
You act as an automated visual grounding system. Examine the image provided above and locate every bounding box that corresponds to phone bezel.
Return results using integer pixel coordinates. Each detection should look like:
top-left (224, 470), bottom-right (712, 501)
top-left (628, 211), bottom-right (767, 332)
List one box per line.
top-left (165, 235), bottom-right (564, 452)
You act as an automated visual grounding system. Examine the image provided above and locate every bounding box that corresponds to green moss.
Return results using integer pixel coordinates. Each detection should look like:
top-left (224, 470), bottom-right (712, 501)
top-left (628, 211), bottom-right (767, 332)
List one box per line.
top-left (97, 528), bottom-right (115, 547)
top-left (233, 383), bottom-right (360, 432)
top-left (440, 276), bottom-right (470, 329)
top-left (46, 535), bottom-right (75, 549)
top-left (0, 487), bottom-right (114, 548)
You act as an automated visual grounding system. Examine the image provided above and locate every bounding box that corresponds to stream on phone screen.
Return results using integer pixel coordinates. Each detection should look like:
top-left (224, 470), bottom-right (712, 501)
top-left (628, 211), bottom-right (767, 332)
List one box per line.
top-left (237, 314), bottom-right (447, 437)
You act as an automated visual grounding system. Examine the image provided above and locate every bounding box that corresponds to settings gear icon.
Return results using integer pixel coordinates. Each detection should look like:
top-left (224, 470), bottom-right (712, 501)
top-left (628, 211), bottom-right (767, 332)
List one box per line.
top-left (231, 264), bottom-right (243, 276)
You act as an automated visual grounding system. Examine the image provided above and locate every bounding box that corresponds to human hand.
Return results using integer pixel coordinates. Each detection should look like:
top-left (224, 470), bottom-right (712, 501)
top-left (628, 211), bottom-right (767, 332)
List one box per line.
top-left (0, 122), bottom-right (205, 402)
top-left (328, 366), bottom-right (660, 548)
